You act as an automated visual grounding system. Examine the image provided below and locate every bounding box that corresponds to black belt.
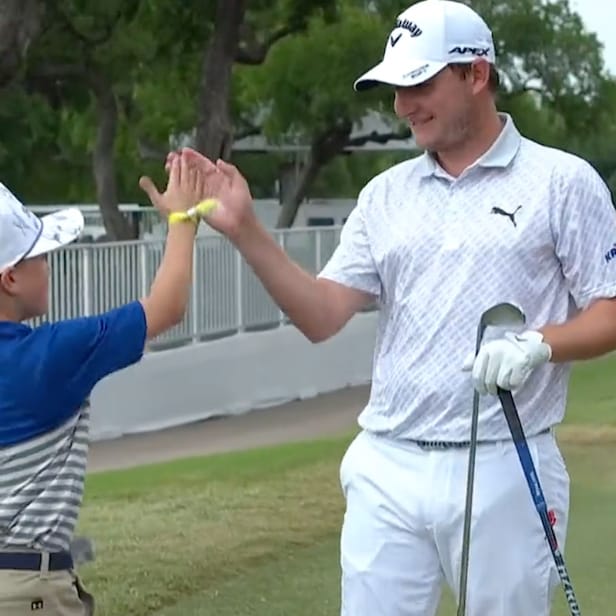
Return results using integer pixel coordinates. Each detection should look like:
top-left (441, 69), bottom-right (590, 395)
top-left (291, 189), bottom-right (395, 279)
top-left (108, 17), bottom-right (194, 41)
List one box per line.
top-left (0, 551), bottom-right (73, 571)
top-left (411, 427), bottom-right (551, 450)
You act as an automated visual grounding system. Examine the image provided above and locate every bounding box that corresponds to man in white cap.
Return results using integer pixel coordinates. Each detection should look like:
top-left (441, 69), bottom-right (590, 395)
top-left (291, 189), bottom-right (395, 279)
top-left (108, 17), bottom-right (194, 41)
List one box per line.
top-left (0, 151), bottom-right (212, 614)
top-left (167, 1), bottom-right (616, 613)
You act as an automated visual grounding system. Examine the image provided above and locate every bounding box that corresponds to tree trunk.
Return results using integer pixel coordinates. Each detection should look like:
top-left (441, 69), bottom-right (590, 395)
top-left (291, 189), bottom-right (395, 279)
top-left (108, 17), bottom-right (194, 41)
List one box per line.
top-left (278, 161), bottom-right (301, 205)
top-left (195, 0), bottom-right (246, 160)
top-left (89, 72), bottom-right (135, 240)
top-left (276, 121), bottom-right (353, 228)
top-left (0, 0), bottom-right (42, 87)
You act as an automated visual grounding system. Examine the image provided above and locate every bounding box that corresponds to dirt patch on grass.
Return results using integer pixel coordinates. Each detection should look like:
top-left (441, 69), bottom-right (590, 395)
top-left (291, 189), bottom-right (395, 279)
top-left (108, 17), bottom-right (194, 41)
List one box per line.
top-left (556, 424), bottom-right (616, 445)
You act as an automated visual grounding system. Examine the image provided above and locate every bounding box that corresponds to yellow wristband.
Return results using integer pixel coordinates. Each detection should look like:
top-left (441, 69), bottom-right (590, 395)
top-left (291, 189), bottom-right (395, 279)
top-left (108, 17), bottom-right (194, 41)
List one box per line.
top-left (168, 211), bottom-right (194, 225)
top-left (168, 199), bottom-right (219, 225)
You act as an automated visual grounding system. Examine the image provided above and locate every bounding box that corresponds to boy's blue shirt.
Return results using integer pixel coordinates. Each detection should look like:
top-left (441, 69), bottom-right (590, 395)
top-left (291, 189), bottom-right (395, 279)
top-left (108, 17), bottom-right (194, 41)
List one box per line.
top-left (0, 301), bottom-right (147, 445)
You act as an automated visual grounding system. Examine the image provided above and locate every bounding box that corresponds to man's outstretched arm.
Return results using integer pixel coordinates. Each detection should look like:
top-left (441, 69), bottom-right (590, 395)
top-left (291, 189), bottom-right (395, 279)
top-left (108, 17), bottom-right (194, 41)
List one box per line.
top-left (174, 150), bottom-right (376, 343)
top-left (233, 221), bottom-right (374, 342)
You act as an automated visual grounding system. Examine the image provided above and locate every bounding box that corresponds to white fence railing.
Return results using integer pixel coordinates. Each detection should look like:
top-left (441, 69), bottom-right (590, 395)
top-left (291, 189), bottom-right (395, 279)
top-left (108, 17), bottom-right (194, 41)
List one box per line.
top-left (31, 226), bottom-right (347, 349)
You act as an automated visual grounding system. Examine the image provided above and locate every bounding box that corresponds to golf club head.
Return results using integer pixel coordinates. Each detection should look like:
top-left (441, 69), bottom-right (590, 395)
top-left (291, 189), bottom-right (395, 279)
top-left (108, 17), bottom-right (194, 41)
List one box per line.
top-left (476, 302), bottom-right (526, 353)
top-left (482, 302), bottom-right (526, 328)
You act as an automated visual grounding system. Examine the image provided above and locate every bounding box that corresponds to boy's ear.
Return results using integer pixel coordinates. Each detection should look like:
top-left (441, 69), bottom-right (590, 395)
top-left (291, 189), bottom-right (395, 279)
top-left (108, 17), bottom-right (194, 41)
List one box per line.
top-left (0, 268), bottom-right (18, 295)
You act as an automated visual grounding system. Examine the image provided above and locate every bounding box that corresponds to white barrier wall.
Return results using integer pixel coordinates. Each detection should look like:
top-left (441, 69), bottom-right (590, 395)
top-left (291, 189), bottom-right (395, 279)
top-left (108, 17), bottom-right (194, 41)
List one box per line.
top-left (89, 312), bottom-right (378, 441)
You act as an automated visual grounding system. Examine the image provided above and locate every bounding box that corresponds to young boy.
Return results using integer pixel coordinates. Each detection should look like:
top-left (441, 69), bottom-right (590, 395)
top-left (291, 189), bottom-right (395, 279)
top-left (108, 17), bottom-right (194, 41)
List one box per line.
top-left (0, 151), bottom-right (210, 615)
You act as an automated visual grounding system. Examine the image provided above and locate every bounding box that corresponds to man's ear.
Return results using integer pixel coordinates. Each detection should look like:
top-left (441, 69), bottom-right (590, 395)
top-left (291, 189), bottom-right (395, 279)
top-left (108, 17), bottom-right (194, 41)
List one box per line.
top-left (471, 60), bottom-right (491, 94)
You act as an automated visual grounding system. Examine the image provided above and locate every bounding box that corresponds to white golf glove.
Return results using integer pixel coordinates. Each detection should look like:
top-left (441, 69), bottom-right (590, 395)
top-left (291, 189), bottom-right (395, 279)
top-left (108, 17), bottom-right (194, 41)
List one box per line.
top-left (462, 331), bottom-right (552, 396)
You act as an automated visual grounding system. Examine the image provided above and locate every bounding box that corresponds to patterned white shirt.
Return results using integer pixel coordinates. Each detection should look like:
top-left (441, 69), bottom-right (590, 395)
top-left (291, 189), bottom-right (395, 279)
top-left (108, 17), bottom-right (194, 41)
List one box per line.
top-left (319, 114), bottom-right (616, 441)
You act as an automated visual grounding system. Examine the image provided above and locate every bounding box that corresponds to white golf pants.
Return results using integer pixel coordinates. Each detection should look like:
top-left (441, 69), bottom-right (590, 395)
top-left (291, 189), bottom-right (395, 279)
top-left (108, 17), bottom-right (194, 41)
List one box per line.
top-left (339, 429), bottom-right (570, 616)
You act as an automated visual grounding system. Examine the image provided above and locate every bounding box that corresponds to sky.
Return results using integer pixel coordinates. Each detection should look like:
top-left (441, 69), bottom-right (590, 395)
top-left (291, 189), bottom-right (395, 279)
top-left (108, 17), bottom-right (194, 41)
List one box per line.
top-left (570, 0), bottom-right (616, 75)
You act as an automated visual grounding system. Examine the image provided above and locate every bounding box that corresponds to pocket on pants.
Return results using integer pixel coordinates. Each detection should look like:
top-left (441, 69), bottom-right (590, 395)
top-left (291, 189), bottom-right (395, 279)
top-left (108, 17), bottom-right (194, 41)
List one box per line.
top-left (0, 570), bottom-right (91, 616)
top-left (73, 572), bottom-right (95, 616)
top-left (339, 432), bottom-right (365, 497)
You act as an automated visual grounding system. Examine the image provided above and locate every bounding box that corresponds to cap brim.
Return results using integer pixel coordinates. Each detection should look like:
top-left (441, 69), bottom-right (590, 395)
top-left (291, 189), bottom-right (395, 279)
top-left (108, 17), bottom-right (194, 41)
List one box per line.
top-left (354, 60), bottom-right (447, 92)
top-left (28, 208), bottom-right (85, 259)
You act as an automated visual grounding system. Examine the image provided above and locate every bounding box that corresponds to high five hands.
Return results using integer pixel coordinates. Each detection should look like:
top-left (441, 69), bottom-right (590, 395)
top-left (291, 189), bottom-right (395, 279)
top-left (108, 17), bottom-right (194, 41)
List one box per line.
top-left (164, 148), bottom-right (256, 241)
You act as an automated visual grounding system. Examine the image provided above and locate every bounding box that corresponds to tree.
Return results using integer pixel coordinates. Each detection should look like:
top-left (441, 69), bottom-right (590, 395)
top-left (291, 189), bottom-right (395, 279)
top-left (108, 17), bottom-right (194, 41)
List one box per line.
top-left (17, 0), bottom-right (161, 239)
top-left (2, 0), bottom-right (341, 237)
top-left (2, 0), bottom-right (211, 238)
top-left (0, 0), bottom-right (43, 87)
top-left (235, 3), bottom-right (406, 227)
top-left (474, 0), bottom-right (607, 133)
top-left (192, 0), bottom-right (337, 163)
top-left (564, 77), bottom-right (616, 200)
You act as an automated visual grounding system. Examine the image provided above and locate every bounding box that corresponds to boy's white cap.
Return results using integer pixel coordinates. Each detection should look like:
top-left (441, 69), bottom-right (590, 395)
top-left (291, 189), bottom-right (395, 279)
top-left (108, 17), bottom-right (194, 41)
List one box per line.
top-left (0, 183), bottom-right (84, 272)
top-left (354, 0), bottom-right (496, 91)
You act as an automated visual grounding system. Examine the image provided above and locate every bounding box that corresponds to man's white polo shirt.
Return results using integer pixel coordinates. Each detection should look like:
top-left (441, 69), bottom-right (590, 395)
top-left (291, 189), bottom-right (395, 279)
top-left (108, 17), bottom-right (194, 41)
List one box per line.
top-left (318, 114), bottom-right (616, 441)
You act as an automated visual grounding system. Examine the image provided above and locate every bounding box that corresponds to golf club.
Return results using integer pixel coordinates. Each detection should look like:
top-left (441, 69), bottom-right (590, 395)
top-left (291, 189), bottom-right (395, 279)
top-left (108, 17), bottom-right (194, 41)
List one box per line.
top-left (457, 301), bottom-right (528, 616)
top-left (497, 387), bottom-right (582, 615)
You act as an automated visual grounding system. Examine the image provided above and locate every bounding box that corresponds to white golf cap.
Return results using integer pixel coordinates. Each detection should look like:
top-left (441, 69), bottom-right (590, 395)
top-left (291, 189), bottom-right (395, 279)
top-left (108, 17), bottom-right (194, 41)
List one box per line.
top-left (0, 183), bottom-right (84, 272)
top-left (354, 0), bottom-right (496, 91)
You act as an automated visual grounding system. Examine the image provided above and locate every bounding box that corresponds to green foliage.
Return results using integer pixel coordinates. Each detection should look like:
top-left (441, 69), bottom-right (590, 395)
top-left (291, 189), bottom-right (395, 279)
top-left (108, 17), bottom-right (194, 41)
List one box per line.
top-left (308, 151), bottom-right (412, 197)
top-left (234, 5), bottom-right (390, 141)
top-left (0, 0), bottom-right (203, 205)
top-left (243, 0), bottom-right (338, 34)
top-left (473, 0), bottom-right (606, 132)
top-left (0, 84), bottom-right (91, 202)
top-left (498, 93), bottom-right (568, 147)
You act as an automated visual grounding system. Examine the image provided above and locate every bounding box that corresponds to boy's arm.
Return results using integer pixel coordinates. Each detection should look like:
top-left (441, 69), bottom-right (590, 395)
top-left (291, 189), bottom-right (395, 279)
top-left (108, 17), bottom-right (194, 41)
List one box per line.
top-left (137, 151), bottom-right (206, 340)
top-left (139, 220), bottom-right (197, 340)
top-left (43, 150), bottom-right (208, 397)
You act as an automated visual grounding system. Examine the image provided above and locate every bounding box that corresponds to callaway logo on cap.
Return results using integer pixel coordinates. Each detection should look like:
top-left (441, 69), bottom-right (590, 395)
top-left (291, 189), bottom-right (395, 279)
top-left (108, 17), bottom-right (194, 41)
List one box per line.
top-left (354, 0), bottom-right (496, 91)
top-left (0, 183), bottom-right (85, 272)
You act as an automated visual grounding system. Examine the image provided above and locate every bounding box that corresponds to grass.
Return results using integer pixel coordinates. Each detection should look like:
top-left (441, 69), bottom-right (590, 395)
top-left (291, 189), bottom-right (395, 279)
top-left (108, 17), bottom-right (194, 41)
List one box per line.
top-left (78, 439), bottom-right (350, 615)
top-left (75, 355), bottom-right (616, 616)
top-left (562, 352), bottom-right (616, 429)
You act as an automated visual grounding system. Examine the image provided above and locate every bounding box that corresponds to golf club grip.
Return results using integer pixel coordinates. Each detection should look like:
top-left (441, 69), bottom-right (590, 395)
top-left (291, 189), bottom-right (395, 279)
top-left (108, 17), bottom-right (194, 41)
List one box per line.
top-left (496, 388), bottom-right (526, 443)
top-left (497, 388), bottom-right (582, 616)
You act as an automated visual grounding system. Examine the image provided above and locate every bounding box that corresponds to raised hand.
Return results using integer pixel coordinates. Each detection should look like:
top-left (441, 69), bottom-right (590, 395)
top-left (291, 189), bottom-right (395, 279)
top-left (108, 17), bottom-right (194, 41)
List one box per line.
top-left (165, 148), bottom-right (257, 241)
top-left (139, 150), bottom-right (206, 218)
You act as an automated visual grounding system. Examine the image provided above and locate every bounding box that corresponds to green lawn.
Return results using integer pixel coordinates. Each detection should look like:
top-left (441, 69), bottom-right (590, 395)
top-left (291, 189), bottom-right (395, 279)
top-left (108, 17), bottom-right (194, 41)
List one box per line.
top-left (564, 353), bottom-right (616, 428)
top-left (76, 355), bottom-right (616, 616)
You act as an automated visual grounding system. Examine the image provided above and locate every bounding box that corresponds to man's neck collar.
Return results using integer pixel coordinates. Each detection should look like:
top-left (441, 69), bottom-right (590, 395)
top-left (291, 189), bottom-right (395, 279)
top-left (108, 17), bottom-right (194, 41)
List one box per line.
top-left (417, 113), bottom-right (521, 179)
